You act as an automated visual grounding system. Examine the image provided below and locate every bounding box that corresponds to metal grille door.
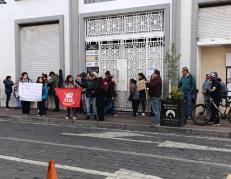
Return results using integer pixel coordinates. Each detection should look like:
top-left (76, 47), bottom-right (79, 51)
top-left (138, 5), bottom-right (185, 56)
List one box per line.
top-left (85, 11), bottom-right (164, 111)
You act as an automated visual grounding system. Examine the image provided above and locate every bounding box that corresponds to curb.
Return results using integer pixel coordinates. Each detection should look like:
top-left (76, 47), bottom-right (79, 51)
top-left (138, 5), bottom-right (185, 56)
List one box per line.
top-left (0, 114), bottom-right (230, 138)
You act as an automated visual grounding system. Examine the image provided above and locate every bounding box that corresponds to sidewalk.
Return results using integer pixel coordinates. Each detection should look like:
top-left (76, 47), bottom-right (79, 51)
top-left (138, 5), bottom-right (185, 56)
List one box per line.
top-left (0, 107), bottom-right (230, 138)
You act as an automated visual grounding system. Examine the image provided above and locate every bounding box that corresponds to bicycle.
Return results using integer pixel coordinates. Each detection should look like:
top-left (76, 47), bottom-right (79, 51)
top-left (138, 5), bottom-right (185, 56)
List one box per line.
top-left (192, 96), bottom-right (231, 125)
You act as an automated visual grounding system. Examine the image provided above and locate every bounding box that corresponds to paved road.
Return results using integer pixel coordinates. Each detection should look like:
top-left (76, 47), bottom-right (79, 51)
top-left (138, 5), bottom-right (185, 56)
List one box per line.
top-left (0, 118), bottom-right (230, 179)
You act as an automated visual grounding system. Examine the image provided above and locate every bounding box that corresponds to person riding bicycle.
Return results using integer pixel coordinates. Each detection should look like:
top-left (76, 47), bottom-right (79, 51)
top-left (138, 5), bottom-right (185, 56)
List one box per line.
top-left (208, 72), bottom-right (222, 126)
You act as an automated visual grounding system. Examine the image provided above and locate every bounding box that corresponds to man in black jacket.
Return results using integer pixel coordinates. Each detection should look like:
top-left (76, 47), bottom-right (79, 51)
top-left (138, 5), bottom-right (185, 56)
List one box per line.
top-left (209, 72), bottom-right (221, 126)
top-left (146, 70), bottom-right (162, 125)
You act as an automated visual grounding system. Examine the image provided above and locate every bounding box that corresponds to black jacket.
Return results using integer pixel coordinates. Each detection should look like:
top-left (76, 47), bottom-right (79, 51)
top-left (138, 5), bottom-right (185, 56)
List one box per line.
top-left (85, 78), bottom-right (97, 97)
top-left (3, 80), bottom-right (14, 94)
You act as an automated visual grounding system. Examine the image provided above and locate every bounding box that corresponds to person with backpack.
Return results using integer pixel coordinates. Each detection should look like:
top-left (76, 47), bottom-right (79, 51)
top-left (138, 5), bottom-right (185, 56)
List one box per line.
top-left (129, 79), bottom-right (140, 117)
top-left (3, 76), bottom-right (14, 109)
top-left (179, 67), bottom-right (196, 120)
top-left (209, 72), bottom-right (222, 126)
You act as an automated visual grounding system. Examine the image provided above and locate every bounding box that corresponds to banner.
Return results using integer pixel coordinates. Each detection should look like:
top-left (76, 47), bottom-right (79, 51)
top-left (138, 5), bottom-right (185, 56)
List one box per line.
top-left (55, 88), bottom-right (81, 108)
top-left (19, 83), bottom-right (43, 102)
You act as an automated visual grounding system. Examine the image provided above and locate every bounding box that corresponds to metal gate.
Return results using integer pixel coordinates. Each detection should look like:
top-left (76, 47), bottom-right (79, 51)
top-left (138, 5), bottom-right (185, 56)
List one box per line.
top-left (85, 11), bottom-right (165, 111)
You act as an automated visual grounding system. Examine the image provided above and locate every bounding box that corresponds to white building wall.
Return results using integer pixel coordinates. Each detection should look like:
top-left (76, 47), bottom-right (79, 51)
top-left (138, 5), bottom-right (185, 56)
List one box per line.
top-left (0, 0), bottom-right (70, 82)
top-left (79, 0), bottom-right (172, 14)
top-left (180, 0), bottom-right (192, 69)
top-left (0, 0), bottom-right (69, 106)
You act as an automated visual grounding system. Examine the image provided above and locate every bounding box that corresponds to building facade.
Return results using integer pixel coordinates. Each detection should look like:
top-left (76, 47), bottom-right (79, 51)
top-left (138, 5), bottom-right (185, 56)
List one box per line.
top-left (5, 0), bottom-right (228, 110)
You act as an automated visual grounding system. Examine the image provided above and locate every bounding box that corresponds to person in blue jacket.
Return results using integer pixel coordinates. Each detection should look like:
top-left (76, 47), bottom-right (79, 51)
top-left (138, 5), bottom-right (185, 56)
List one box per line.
top-left (179, 67), bottom-right (197, 120)
top-left (36, 76), bottom-right (48, 116)
top-left (3, 76), bottom-right (14, 109)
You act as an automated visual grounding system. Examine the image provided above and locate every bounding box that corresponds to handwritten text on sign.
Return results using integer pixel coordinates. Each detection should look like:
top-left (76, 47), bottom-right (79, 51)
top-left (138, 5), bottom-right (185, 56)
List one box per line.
top-left (19, 83), bottom-right (42, 102)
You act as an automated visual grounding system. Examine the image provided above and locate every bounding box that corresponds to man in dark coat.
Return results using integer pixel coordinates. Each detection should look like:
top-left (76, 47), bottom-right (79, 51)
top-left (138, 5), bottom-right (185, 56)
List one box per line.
top-left (146, 70), bottom-right (162, 125)
top-left (209, 72), bottom-right (221, 125)
top-left (103, 71), bottom-right (116, 115)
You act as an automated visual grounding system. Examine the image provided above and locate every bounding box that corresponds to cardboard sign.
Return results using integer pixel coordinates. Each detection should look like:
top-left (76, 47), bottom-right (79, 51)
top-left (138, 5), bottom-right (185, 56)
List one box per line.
top-left (55, 88), bottom-right (81, 108)
top-left (19, 83), bottom-right (42, 102)
top-left (137, 80), bottom-right (146, 92)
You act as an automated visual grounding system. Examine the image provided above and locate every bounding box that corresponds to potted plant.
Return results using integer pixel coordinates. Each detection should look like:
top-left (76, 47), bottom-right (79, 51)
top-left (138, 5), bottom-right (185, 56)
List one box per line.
top-left (160, 44), bottom-right (187, 127)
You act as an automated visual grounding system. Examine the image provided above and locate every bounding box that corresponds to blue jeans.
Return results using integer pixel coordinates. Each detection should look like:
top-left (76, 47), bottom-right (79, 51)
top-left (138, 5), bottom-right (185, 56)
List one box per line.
top-left (151, 97), bottom-right (161, 124)
top-left (85, 96), bottom-right (97, 116)
top-left (16, 97), bottom-right (21, 108)
top-left (185, 92), bottom-right (193, 117)
top-left (104, 98), bottom-right (113, 114)
top-left (82, 94), bottom-right (86, 113)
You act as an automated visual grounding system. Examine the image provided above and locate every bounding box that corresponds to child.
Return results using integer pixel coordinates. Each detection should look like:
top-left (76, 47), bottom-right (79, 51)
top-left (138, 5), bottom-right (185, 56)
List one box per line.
top-left (3, 76), bottom-right (14, 109)
top-left (64, 75), bottom-right (78, 120)
top-left (36, 77), bottom-right (48, 116)
top-left (129, 79), bottom-right (140, 117)
top-left (42, 74), bottom-right (49, 109)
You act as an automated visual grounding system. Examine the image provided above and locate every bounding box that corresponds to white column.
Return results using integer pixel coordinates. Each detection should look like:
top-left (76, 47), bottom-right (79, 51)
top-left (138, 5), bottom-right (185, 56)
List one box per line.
top-left (180, 0), bottom-right (192, 69)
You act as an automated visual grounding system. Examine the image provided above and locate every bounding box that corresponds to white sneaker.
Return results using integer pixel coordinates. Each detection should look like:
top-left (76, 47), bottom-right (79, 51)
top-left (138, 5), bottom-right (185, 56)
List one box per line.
top-left (142, 113), bottom-right (145, 117)
top-left (65, 116), bottom-right (70, 120)
top-left (72, 117), bottom-right (78, 120)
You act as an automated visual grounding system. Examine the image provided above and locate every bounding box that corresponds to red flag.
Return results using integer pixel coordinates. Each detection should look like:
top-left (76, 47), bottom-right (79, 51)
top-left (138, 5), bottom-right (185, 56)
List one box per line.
top-left (55, 88), bottom-right (81, 108)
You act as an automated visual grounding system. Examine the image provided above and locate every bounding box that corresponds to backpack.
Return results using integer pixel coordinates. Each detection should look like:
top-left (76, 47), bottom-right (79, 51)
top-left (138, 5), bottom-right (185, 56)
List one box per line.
top-left (220, 81), bottom-right (228, 98)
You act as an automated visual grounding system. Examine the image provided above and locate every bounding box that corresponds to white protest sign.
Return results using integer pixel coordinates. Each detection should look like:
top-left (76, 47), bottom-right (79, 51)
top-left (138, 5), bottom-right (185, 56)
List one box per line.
top-left (19, 83), bottom-right (42, 102)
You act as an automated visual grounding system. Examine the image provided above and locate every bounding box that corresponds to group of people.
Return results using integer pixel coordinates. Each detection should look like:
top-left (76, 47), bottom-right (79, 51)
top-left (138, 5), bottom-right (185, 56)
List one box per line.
top-left (179, 67), bottom-right (226, 126)
top-left (129, 70), bottom-right (162, 125)
top-left (4, 72), bottom-right (59, 116)
top-left (202, 71), bottom-right (227, 126)
top-left (2, 66), bottom-right (227, 126)
top-left (3, 70), bottom-right (117, 122)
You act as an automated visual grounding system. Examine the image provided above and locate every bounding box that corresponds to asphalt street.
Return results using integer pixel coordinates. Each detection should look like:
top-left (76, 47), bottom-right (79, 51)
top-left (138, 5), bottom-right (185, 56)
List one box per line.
top-left (0, 118), bottom-right (230, 179)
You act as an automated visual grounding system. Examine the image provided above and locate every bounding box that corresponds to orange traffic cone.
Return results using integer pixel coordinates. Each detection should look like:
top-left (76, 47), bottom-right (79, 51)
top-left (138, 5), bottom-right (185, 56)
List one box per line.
top-left (47, 160), bottom-right (58, 179)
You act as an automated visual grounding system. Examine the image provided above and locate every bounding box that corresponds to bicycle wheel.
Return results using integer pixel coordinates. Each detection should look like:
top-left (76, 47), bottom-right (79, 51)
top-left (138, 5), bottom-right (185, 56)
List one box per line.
top-left (192, 104), bottom-right (211, 126)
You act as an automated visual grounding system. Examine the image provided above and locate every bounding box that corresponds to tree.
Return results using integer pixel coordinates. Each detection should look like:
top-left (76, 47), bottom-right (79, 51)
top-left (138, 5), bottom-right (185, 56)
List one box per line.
top-left (164, 43), bottom-right (181, 91)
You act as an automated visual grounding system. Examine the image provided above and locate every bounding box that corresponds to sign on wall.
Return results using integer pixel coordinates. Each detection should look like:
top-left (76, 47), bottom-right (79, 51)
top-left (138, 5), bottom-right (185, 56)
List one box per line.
top-left (86, 44), bottom-right (99, 66)
top-left (19, 83), bottom-right (42, 102)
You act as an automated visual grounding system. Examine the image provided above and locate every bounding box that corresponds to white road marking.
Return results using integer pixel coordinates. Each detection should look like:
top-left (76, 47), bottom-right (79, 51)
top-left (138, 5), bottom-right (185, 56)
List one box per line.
top-left (64, 131), bottom-right (145, 138)
top-left (158, 141), bottom-right (231, 153)
top-left (106, 169), bottom-right (162, 179)
top-left (0, 136), bottom-right (231, 169)
top-left (61, 132), bottom-right (160, 144)
top-left (0, 154), bottom-right (161, 178)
